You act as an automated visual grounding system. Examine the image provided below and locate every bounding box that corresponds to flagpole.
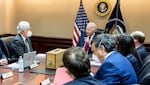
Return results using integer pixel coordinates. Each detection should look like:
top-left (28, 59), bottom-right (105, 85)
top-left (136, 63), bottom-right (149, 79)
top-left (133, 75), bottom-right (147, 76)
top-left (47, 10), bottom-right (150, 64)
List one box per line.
top-left (80, 0), bottom-right (82, 3)
top-left (115, 0), bottom-right (120, 29)
top-left (105, 0), bottom-right (126, 34)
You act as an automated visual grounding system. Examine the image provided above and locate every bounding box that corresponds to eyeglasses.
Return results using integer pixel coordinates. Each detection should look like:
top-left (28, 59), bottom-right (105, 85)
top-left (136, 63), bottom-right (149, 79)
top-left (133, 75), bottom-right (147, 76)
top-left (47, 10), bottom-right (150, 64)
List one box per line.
top-left (98, 35), bottom-right (105, 48)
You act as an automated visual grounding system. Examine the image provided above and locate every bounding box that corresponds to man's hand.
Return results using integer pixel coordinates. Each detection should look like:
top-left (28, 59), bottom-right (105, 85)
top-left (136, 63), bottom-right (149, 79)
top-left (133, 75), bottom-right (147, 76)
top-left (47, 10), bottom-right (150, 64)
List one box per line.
top-left (0, 59), bottom-right (8, 65)
top-left (84, 36), bottom-right (90, 43)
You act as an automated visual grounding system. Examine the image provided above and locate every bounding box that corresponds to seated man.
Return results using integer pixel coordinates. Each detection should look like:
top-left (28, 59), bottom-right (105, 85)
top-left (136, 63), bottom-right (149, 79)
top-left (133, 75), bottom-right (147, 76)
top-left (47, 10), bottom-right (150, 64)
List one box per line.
top-left (0, 48), bottom-right (8, 65)
top-left (77, 22), bottom-right (98, 56)
top-left (92, 34), bottom-right (138, 85)
top-left (131, 31), bottom-right (148, 60)
top-left (11, 21), bottom-right (33, 62)
top-left (62, 47), bottom-right (105, 85)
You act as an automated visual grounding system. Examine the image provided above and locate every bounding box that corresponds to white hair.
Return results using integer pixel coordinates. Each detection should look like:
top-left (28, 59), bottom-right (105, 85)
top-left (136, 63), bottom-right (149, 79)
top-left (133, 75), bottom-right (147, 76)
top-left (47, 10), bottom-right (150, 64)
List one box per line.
top-left (87, 22), bottom-right (97, 30)
top-left (17, 21), bottom-right (30, 33)
top-left (130, 31), bottom-right (145, 37)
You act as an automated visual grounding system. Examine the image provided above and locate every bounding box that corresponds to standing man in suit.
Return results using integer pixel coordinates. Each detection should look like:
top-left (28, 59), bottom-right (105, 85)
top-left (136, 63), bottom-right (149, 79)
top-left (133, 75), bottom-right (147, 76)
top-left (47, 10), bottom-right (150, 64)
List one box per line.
top-left (11, 21), bottom-right (33, 62)
top-left (92, 34), bottom-right (138, 85)
top-left (131, 31), bottom-right (148, 60)
top-left (77, 22), bottom-right (98, 56)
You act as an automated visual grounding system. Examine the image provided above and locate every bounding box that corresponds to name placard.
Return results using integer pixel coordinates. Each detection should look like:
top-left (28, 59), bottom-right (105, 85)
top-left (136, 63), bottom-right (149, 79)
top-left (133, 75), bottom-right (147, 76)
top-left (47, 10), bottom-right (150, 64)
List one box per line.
top-left (1, 72), bottom-right (13, 79)
top-left (30, 63), bottom-right (38, 69)
top-left (40, 78), bottom-right (51, 85)
top-left (34, 60), bottom-right (40, 64)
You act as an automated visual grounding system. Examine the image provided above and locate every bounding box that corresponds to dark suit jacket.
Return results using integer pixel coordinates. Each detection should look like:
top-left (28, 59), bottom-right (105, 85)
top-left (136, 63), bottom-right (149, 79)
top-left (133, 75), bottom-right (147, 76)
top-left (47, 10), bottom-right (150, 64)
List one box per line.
top-left (0, 48), bottom-right (7, 59)
top-left (77, 32), bottom-right (99, 55)
top-left (136, 45), bottom-right (148, 60)
top-left (94, 51), bottom-right (138, 85)
top-left (10, 34), bottom-right (33, 62)
top-left (64, 75), bottom-right (106, 85)
top-left (126, 54), bottom-right (141, 73)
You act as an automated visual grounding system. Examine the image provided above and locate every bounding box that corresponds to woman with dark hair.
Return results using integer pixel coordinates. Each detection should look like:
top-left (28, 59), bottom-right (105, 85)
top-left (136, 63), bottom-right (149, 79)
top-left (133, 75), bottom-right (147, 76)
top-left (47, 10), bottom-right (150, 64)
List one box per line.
top-left (117, 34), bottom-right (142, 72)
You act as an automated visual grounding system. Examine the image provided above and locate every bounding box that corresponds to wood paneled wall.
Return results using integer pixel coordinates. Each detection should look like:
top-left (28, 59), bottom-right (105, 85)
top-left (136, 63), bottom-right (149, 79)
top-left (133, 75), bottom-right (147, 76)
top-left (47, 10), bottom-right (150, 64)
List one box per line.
top-left (0, 34), bottom-right (150, 54)
top-left (31, 36), bottom-right (150, 54)
top-left (31, 36), bottom-right (72, 53)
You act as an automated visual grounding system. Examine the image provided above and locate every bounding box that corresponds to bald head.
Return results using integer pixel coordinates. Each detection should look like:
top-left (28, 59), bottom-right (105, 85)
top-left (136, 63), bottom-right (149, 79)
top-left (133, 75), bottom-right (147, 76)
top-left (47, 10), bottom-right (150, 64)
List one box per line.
top-left (130, 31), bottom-right (145, 43)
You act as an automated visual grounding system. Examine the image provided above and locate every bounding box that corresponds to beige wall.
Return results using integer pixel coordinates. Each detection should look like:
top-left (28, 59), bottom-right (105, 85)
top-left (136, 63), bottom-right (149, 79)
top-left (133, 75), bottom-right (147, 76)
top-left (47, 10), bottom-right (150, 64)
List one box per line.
top-left (0, 0), bottom-right (150, 42)
top-left (0, 0), bottom-right (16, 34)
top-left (0, 0), bottom-right (6, 33)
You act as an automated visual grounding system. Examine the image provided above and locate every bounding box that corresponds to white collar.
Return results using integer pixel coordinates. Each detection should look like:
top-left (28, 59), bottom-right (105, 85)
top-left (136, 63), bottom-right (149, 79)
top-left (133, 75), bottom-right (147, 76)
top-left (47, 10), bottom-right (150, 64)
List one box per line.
top-left (104, 51), bottom-right (115, 60)
top-left (90, 32), bottom-right (95, 41)
top-left (88, 32), bottom-right (95, 47)
top-left (135, 44), bottom-right (142, 49)
top-left (20, 34), bottom-right (26, 43)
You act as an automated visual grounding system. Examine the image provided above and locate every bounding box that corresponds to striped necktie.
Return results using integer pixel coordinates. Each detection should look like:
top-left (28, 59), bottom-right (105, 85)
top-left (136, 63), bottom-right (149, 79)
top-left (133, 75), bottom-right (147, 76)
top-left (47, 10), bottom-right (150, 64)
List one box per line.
top-left (25, 39), bottom-right (30, 52)
top-left (84, 36), bottom-right (90, 52)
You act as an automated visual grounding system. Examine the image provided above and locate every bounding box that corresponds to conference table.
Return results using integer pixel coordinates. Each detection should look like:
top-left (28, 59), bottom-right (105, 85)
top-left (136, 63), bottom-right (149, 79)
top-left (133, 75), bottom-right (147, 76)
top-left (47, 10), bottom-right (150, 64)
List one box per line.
top-left (0, 64), bottom-right (54, 85)
top-left (0, 54), bottom-right (99, 85)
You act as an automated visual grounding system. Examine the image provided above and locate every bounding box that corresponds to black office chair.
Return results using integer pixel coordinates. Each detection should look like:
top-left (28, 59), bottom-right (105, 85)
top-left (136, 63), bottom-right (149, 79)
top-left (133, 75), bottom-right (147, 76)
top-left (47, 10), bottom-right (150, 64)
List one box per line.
top-left (0, 36), bottom-right (14, 63)
top-left (96, 29), bottom-right (105, 34)
top-left (138, 54), bottom-right (150, 85)
top-left (143, 54), bottom-right (150, 63)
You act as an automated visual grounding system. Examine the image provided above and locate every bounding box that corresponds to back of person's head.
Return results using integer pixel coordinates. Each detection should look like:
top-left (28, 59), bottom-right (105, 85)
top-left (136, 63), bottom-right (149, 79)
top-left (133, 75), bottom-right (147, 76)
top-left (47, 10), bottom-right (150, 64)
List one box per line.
top-left (92, 34), bottom-right (116, 53)
top-left (62, 47), bottom-right (90, 79)
top-left (130, 31), bottom-right (145, 43)
top-left (17, 21), bottom-right (30, 33)
top-left (117, 34), bottom-right (135, 56)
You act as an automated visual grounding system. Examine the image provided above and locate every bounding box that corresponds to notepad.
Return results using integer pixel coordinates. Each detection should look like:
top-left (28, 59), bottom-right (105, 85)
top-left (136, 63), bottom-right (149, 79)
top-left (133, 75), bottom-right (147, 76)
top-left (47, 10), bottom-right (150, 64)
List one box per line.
top-left (90, 61), bottom-right (101, 66)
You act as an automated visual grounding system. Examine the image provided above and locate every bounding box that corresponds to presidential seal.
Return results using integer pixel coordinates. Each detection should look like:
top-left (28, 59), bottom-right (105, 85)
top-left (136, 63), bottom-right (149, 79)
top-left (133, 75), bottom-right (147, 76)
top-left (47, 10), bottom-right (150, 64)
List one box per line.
top-left (94, 0), bottom-right (111, 17)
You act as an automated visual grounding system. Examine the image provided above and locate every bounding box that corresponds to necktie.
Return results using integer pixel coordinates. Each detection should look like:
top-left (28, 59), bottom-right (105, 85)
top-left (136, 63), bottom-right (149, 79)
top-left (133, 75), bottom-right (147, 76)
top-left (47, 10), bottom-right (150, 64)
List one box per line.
top-left (84, 36), bottom-right (90, 52)
top-left (25, 39), bottom-right (30, 52)
top-left (84, 42), bottom-right (89, 52)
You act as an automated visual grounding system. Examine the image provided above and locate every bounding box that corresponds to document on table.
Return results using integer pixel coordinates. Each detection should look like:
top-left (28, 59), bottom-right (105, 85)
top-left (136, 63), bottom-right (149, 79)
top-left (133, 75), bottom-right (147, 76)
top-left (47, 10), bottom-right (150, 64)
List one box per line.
top-left (90, 54), bottom-right (101, 66)
top-left (90, 61), bottom-right (101, 66)
top-left (5, 63), bottom-right (19, 69)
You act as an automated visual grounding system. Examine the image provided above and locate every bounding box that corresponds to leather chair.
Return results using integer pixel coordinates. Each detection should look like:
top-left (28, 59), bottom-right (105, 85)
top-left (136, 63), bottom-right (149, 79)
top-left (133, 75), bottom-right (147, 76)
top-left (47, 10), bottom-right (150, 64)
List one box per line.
top-left (138, 54), bottom-right (150, 85)
top-left (97, 29), bottom-right (105, 34)
top-left (0, 36), bottom-right (14, 63)
top-left (143, 54), bottom-right (150, 63)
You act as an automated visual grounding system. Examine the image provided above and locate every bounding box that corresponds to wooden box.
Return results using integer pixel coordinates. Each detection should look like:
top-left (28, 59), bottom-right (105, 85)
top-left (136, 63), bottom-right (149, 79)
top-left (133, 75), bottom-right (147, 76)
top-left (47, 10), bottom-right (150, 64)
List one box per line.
top-left (46, 48), bottom-right (65, 69)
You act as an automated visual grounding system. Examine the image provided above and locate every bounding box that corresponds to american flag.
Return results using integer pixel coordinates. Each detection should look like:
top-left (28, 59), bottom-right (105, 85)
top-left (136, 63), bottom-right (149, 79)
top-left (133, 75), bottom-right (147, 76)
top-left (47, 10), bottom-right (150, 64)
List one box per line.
top-left (72, 0), bottom-right (89, 47)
